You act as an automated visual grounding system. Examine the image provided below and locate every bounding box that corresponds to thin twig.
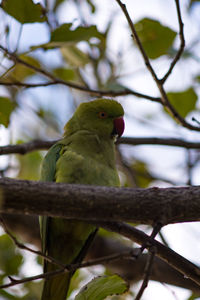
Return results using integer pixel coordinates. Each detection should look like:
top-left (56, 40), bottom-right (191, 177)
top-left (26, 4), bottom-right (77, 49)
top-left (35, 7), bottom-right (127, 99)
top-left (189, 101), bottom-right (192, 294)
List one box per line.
top-left (0, 249), bottom-right (134, 289)
top-left (161, 0), bottom-right (185, 83)
top-left (0, 45), bottom-right (160, 102)
top-left (0, 217), bottom-right (64, 268)
top-left (0, 79), bottom-right (161, 101)
top-left (134, 247), bottom-right (156, 300)
top-left (140, 223), bottom-right (162, 253)
top-left (115, 0), bottom-right (200, 132)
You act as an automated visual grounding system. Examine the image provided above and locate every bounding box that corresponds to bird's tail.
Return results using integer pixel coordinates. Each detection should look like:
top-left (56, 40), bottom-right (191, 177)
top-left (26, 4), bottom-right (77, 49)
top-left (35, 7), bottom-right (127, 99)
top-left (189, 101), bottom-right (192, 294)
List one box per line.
top-left (41, 271), bottom-right (72, 300)
top-left (41, 227), bottom-right (98, 300)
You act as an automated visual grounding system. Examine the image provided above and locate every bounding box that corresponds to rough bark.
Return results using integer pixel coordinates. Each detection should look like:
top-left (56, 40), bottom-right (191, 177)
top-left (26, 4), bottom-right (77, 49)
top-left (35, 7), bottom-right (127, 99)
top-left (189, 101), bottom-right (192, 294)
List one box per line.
top-left (1, 178), bottom-right (200, 225)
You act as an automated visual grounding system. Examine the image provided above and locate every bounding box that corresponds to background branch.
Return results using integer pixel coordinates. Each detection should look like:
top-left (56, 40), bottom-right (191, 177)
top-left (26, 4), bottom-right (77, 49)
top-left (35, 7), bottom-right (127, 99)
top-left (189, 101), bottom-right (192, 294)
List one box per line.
top-left (0, 46), bottom-right (160, 101)
top-left (161, 0), bottom-right (185, 83)
top-left (115, 0), bottom-right (200, 132)
top-left (1, 137), bottom-right (200, 156)
top-left (2, 214), bottom-right (200, 294)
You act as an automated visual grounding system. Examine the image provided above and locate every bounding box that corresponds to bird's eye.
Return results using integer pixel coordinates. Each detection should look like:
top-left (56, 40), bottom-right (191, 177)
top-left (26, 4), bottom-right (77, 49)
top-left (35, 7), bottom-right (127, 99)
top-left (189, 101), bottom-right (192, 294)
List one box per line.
top-left (98, 111), bottom-right (107, 119)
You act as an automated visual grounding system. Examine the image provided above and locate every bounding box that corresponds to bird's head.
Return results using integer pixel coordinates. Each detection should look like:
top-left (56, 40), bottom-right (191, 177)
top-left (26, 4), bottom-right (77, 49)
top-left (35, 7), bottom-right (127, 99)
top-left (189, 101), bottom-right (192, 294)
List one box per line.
top-left (64, 99), bottom-right (125, 140)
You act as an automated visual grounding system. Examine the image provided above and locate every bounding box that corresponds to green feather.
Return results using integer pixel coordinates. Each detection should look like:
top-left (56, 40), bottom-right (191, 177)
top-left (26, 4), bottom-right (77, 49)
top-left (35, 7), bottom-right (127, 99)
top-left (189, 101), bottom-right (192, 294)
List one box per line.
top-left (40, 99), bottom-right (124, 300)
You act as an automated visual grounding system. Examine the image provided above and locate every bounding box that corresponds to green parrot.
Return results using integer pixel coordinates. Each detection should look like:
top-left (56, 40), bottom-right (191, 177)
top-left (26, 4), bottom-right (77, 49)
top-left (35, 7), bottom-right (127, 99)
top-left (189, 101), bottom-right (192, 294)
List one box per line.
top-left (40, 98), bottom-right (125, 300)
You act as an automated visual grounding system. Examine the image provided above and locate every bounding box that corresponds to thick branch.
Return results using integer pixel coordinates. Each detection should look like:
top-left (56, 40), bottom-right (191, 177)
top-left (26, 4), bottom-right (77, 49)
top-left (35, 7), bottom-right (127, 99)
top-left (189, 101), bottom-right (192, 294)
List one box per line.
top-left (1, 178), bottom-right (200, 225)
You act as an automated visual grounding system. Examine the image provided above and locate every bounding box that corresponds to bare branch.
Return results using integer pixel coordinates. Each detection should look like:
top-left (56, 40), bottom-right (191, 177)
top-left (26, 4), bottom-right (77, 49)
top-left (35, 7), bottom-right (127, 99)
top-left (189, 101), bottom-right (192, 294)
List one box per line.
top-left (114, 0), bottom-right (200, 132)
top-left (97, 221), bottom-right (200, 288)
top-left (119, 137), bottom-right (200, 149)
top-left (0, 45), bottom-right (160, 102)
top-left (161, 0), bottom-right (185, 83)
top-left (0, 249), bottom-right (133, 289)
top-left (134, 248), bottom-right (156, 300)
top-left (1, 137), bottom-right (200, 157)
top-left (0, 139), bottom-right (57, 155)
top-left (0, 217), bottom-right (65, 268)
top-left (2, 214), bottom-right (200, 293)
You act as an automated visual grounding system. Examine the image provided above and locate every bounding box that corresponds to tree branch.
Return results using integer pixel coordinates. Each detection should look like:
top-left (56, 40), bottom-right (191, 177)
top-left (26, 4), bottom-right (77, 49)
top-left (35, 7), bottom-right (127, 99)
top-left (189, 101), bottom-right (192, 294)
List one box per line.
top-left (134, 248), bottom-right (156, 300)
top-left (1, 137), bottom-right (200, 157)
top-left (0, 249), bottom-right (134, 289)
top-left (115, 0), bottom-right (200, 132)
top-left (97, 221), bottom-right (200, 288)
top-left (0, 45), bottom-right (160, 102)
top-left (1, 177), bottom-right (200, 226)
top-left (1, 214), bottom-right (200, 294)
top-left (161, 0), bottom-right (185, 83)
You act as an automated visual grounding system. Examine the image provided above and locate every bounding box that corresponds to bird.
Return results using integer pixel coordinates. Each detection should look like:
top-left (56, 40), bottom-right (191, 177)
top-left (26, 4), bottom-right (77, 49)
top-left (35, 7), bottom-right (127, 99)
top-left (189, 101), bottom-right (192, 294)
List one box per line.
top-left (40, 98), bottom-right (125, 300)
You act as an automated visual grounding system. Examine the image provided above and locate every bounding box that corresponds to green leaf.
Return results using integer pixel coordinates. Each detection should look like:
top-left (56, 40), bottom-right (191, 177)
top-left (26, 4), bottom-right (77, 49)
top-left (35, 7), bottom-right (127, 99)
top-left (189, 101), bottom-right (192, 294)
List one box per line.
top-left (53, 67), bottom-right (76, 81)
top-left (75, 275), bottom-right (129, 300)
top-left (0, 289), bottom-right (22, 300)
top-left (0, 234), bottom-right (23, 276)
top-left (61, 45), bottom-right (90, 67)
top-left (1, 0), bottom-right (46, 24)
top-left (51, 23), bottom-right (102, 43)
top-left (166, 88), bottom-right (198, 118)
top-left (33, 23), bottom-right (103, 50)
top-left (0, 97), bottom-right (16, 127)
top-left (134, 18), bottom-right (177, 59)
top-left (188, 0), bottom-right (200, 10)
top-left (4, 55), bottom-right (41, 82)
top-left (131, 160), bottom-right (153, 188)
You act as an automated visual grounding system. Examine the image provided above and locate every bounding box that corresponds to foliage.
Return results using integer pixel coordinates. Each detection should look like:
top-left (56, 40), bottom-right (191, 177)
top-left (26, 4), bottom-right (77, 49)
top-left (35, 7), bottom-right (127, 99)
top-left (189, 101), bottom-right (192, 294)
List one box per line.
top-left (0, 0), bottom-right (200, 299)
top-left (75, 275), bottom-right (129, 300)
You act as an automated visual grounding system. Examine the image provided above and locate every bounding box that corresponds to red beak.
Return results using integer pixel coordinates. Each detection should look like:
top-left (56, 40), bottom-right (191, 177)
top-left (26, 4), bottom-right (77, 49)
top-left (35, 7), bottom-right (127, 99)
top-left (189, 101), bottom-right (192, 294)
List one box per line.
top-left (113, 117), bottom-right (125, 138)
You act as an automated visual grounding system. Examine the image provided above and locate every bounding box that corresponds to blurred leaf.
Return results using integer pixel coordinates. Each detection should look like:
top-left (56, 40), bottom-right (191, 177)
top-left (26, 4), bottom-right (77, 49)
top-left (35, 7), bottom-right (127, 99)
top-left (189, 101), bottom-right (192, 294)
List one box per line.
top-left (51, 23), bottom-right (102, 43)
top-left (0, 97), bottom-right (16, 127)
top-left (168, 47), bottom-right (195, 60)
top-left (104, 81), bottom-right (127, 92)
top-left (135, 18), bottom-right (177, 59)
top-left (194, 74), bottom-right (200, 83)
top-left (187, 293), bottom-right (200, 300)
top-left (75, 275), bottom-right (128, 300)
top-left (61, 45), bottom-right (90, 67)
top-left (166, 88), bottom-right (197, 118)
top-left (1, 0), bottom-right (46, 24)
top-left (67, 269), bottom-right (84, 298)
top-left (0, 289), bottom-right (21, 300)
top-left (17, 151), bottom-right (42, 180)
top-left (188, 0), bottom-right (200, 10)
top-left (0, 234), bottom-right (23, 276)
top-left (36, 108), bottom-right (61, 132)
top-left (4, 55), bottom-right (41, 82)
top-left (53, 67), bottom-right (76, 81)
top-left (131, 160), bottom-right (153, 188)
top-left (33, 24), bottom-right (103, 50)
